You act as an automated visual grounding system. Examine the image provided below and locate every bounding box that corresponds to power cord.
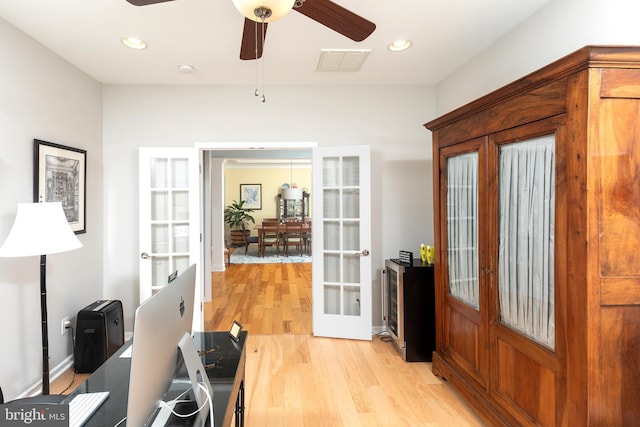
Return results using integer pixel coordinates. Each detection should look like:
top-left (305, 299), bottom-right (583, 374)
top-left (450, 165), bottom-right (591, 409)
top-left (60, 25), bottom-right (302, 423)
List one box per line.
top-left (60, 324), bottom-right (77, 394)
top-left (372, 329), bottom-right (393, 342)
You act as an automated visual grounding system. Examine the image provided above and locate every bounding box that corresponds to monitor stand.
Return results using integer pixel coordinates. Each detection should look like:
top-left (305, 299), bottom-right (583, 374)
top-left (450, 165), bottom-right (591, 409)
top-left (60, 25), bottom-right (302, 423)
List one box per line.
top-left (152, 333), bottom-right (214, 427)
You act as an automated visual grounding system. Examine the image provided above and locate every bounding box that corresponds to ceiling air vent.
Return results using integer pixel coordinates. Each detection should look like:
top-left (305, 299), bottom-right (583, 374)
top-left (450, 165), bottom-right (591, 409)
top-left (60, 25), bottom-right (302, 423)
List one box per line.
top-left (316, 49), bottom-right (371, 72)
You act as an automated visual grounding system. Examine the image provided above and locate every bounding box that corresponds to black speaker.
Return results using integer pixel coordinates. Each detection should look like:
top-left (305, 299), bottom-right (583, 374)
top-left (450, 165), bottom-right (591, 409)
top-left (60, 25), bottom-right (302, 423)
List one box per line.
top-left (74, 300), bottom-right (124, 373)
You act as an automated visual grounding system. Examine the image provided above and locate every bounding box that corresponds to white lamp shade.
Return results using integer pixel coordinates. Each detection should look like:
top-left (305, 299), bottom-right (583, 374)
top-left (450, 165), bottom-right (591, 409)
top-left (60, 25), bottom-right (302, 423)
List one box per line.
top-left (232, 0), bottom-right (295, 23)
top-left (282, 188), bottom-right (303, 200)
top-left (0, 202), bottom-right (82, 257)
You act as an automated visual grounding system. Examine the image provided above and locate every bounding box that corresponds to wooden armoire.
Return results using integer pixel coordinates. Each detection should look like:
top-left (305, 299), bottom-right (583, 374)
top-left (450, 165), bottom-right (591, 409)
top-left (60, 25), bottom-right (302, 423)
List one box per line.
top-left (424, 46), bottom-right (640, 426)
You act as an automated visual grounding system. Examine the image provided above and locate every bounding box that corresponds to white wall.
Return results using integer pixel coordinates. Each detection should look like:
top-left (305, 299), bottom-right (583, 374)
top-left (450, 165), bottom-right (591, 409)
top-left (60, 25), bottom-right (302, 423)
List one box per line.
top-left (435, 0), bottom-right (640, 115)
top-left (102, 85), bottom-right (437, 330)
top-left (0, 18), bottom-right (103, 399)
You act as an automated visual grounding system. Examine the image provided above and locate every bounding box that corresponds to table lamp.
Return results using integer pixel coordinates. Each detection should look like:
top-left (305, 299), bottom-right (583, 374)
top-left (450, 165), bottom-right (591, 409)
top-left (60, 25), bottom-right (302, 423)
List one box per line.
top-left (0, 202), bottom-right (82, 394)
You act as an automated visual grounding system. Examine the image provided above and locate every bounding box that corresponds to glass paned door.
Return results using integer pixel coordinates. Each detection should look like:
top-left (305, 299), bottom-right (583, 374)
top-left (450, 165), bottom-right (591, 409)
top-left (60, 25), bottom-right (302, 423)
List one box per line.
top-left (312, 145), bottom-right (371, 340)
top-left (139, 147), bottom-right (202, 330)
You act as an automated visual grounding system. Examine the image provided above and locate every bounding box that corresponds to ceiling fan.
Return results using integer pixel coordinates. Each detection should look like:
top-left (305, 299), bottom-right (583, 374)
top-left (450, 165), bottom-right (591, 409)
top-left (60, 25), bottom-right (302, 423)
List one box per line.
top-left (126, 0), bottom-right (376, 60)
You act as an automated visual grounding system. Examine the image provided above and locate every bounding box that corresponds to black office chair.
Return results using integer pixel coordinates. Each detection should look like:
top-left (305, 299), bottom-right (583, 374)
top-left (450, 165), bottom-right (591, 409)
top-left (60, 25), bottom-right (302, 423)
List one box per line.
top-left (0, 386), bottom-right (66, 405)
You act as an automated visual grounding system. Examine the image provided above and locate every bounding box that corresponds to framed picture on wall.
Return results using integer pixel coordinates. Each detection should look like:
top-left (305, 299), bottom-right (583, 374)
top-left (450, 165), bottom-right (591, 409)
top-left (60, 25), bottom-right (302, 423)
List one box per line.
top-left (34, 139), bottom-right (87, 234)
top-left (240, 183), bottom-right (261, 210)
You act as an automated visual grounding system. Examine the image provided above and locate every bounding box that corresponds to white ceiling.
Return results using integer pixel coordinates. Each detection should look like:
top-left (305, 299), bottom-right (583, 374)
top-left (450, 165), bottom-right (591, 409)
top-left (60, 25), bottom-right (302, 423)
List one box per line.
top-left (0, 0), bottom-right (551, 86)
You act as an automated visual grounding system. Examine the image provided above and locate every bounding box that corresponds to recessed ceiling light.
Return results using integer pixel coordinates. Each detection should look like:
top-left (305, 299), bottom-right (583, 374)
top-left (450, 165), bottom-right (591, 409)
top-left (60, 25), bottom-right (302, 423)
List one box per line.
top-left (388, 39), bottom-right (412, 52)
top-left (178, 64), bottom-right (195, 74)
top-left (121, 37), bottom-right (147, 50)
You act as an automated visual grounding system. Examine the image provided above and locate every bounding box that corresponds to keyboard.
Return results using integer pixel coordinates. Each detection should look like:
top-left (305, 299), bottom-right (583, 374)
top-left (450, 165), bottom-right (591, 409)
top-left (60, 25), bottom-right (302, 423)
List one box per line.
top-left (68, 391), bottom-right (110, 427)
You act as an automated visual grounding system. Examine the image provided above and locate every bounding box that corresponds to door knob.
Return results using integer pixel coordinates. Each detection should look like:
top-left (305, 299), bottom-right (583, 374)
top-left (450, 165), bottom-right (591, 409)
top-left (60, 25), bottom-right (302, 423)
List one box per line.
top-left (140, 252), bottom-right (154, 259)
top-left (358, 249), bottom-right (370, 256)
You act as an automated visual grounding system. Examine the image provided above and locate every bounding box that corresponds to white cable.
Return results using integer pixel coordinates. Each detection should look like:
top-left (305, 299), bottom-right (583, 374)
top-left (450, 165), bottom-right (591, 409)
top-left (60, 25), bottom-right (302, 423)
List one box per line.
top-left (198, 382), bottom-right (214, 427)
top-left (155, 382), bottom-right (214, 426)
top-left (112, 382), bottom-right (213, 427)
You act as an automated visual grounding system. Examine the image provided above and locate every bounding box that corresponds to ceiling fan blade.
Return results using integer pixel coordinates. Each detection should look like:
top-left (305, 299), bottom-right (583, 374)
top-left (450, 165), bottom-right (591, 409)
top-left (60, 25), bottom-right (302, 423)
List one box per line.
top-left (240, 18), bottom-right (268, 60)
top-left (294, 0), bottom-right (375, 42)
top-left (126, 0), bottom-right (175, 5)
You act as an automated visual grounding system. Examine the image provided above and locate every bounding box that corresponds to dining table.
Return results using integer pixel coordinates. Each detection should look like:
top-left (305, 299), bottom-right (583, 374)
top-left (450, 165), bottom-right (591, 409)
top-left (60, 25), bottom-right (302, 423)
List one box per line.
top-left (253, 221), bottom-right (312, 254)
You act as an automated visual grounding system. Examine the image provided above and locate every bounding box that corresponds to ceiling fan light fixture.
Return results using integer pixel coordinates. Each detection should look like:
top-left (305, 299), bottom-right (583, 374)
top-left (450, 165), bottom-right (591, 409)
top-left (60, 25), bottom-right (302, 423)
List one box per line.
top-left (232, 0), bottom-right (295, 23)
top-left (388, 39), bottom-right (412, 52)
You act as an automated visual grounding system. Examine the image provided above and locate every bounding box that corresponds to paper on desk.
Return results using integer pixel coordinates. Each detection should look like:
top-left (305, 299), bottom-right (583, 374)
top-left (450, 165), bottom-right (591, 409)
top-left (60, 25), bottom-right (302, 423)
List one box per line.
top-left (119, 344), bottom-right (133, 358)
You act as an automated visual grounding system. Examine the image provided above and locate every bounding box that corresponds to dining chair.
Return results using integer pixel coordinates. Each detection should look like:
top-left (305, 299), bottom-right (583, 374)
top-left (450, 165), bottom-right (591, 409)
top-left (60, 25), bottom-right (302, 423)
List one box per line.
top-left (281, 220), bottom-right (304, 256)
top-left (259, 221), bottom-right (280, 257)
top-left (224, 239), bottom-right (232, 265)
top-left (242, 223), bottom-right (259, 255)
top-left (303, 220), bottom-right (312, 255)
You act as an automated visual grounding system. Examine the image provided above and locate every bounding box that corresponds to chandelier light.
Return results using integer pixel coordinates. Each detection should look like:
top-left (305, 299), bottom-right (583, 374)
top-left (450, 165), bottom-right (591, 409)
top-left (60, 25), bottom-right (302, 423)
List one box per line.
top-left (282, 160), bottom-right (302, 199)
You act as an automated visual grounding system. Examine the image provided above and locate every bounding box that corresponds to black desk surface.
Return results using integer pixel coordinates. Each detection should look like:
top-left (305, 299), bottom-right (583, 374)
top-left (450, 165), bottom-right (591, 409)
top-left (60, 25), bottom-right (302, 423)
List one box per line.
top-left (65, 331), bottom-right (247, 426)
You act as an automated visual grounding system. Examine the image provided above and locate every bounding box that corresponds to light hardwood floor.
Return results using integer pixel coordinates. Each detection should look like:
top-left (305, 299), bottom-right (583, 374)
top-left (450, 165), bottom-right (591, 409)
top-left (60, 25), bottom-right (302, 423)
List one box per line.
top-left (243, 333), bottom-right (486, 426)
top-left (52, 262), bottom-right (486, 426)
top-left (206, 263), bottom-right (312, 334)
top-left (208, 263), bottom-right (486, 426)
top-left (50, 369), bottom-right (89, 395)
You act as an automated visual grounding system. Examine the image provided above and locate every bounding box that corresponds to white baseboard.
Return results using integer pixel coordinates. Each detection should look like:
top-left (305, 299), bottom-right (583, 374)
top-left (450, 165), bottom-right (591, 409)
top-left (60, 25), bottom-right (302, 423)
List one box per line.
top-left (18, 355), bottom-right (74, 398)
top-left (210, 262), bottom-right (226, 272)
top-left (18, 336), bottom-right (133, 398)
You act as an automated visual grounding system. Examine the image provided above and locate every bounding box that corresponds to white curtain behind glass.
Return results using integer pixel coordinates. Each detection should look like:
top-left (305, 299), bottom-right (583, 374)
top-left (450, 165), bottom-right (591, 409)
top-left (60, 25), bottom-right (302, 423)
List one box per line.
top-left (498, 135), bottom-right (555, 349)
top-left (446, 153), bottom-right (479, 309)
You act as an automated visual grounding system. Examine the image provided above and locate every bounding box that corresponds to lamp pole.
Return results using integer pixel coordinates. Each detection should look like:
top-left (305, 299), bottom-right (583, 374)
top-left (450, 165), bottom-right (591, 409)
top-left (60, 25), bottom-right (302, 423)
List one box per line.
top-left (39, 254), bottom-right (50, 395)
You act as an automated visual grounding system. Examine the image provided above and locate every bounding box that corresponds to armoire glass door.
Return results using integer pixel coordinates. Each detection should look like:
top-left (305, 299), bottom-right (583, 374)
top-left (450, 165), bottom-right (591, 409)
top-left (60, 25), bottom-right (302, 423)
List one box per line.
top-left (497, 135), bottom-right (556, 349)
top-left (446, 151), bottom-right (480, 309)
top-left (439, 138), bottom-right (488, 387)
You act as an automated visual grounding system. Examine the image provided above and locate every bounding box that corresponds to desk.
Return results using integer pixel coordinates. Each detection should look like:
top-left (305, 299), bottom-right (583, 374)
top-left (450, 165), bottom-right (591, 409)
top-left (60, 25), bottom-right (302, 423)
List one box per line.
top-left (65, 331), bottom-right (247, 427)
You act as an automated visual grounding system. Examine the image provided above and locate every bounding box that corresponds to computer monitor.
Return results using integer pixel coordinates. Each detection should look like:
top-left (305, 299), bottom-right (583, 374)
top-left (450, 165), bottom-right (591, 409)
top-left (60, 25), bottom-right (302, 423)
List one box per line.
top-left (127, 264), bottom-right (212, 426)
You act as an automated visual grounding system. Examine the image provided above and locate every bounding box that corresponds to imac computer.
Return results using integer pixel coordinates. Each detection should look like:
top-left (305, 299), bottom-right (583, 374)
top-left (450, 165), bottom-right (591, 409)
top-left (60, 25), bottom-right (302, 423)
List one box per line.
top-left (127, 264), bottom-right (213, 426)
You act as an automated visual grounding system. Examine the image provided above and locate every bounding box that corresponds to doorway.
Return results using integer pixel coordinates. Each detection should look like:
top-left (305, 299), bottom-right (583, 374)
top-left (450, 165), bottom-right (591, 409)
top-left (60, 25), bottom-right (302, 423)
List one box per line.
top-left (198, 142), bottom-right (372, 340)
top-left (199, 143), bottom-right (315, 334)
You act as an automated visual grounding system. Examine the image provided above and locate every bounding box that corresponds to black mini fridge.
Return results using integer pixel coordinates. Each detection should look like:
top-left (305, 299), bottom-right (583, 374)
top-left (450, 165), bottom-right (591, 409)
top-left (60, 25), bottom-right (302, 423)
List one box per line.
top-left (74, 300), bottom-right (124, 373)
top-left (384, 259), bottom-right (436, 362)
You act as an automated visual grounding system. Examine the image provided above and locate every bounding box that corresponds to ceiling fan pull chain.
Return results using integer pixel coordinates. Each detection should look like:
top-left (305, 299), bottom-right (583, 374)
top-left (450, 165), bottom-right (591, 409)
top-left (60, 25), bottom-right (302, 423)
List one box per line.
top-left (254, 19), bottom-right (260, 98)
top-left (261, 17), bottom-right (266, 103)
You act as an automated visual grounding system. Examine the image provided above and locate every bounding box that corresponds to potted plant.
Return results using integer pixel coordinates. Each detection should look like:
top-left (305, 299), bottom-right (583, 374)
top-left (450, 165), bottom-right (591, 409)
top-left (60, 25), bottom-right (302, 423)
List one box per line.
top-left (224, 200), bottom-right (256, 247)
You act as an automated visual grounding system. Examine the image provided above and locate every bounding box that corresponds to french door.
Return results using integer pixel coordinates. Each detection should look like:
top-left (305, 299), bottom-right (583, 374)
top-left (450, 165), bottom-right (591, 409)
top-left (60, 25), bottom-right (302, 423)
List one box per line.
top-left (138, 147), bottom-right (203, 331)
top-left (312, 145), bottom-right (372, 340)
